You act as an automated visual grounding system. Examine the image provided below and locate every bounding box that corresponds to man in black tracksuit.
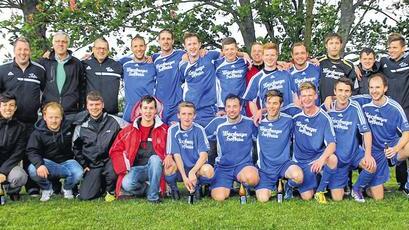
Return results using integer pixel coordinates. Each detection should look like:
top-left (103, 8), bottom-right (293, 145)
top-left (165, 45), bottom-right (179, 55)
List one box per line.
top-left (357, 48), bottom-right (381, 95)
top-left (0, 37), bottom-right (46, 196)
top-left (38, 32), bottom-right (85, 121)
top-left (319, 33), bottom-right (356, 102)
top-left (0, 94), bottom-right (28, 200)
top-left (82, 38), bottom-right (123, 115)
top-left (73, 91), bottom-right (128, 201)
top-left (27, 102), bottom-right (83, 201)
top-left (380, 33), bottom-right (409, 192)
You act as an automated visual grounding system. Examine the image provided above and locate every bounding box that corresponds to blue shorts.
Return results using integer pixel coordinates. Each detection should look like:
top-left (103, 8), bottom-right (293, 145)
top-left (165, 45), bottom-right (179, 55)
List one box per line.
top-left (210, 162), bottom-right (253, 190)
top-left (329, 148), bottom-right (364, 190)
top-left (195, 105), bottom-right (217, 127)
top-left (296, 162), bottom-right (319, 193)
top-left (162, 103), bottom-right (179, 125)
top-left (368, 152), bottom-right (390, 187)
top-left (256, 160), bottom-right (296, 191)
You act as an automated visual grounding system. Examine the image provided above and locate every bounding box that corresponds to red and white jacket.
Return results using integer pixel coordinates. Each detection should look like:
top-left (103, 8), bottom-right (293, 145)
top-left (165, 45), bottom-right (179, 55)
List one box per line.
top-left (109, 115), bottom-right (168, 196)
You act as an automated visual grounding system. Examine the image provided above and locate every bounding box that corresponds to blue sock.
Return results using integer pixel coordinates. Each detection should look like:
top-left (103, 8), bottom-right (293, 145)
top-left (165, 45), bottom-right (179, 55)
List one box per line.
top-left (165, 173), bottom-right (179, 192)
top-left (198, 176), bottom-right (213, 186)
top-left (353, 169), bottom-right (374, 190)
top-left (287, 179), bottom-right (301, 188)
top-left (316, 165), bottom-right (336, 192)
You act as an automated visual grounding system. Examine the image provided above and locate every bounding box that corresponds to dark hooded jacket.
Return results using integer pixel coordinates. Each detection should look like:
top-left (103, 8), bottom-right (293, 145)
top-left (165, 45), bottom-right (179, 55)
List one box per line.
top-left (0, 117), bottom-right (26, 175)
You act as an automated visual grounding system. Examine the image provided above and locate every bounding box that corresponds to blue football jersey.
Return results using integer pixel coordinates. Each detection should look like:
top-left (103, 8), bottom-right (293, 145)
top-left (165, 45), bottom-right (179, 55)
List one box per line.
top-left (214, 57), bottom-right (248, 108)
top-left (293, 108), bottom-right (336, 163)
top-left (243, 69), bottom-right (293, 108)
top-left (122, 60), bottom-right (156, 122)
top-left (167, 122), bottom-right (210, 169)
top-left (257, 113), bottom-right (293, 173)
top-left (326, 99), bottom-right (370, 164)
top-left (152, 50), bottom-right (185, 107)
top-left (179, 50), bottom-right (220, 109)
top-left (205, 115), bottom-right (257, 167)
top-left (289, 62), bottom-right (320, 105)
top-left (361, 97), bottom-right (409, 156)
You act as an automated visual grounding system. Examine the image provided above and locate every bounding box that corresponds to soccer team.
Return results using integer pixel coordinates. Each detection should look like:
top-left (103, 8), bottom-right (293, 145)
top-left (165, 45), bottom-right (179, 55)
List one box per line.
top-left (0, 29), bottom-right (408, 204)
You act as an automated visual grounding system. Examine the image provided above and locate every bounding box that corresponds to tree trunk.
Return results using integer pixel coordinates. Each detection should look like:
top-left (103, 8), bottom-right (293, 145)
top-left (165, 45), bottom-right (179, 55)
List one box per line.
top-left (21, 0), bottom-right (47, 50)
top-left (337, 0), bottom-right (355, 55)
top-left (304, 0), bottom-right (314, 51)
top-left (237, 0), bottom-right (256, 51)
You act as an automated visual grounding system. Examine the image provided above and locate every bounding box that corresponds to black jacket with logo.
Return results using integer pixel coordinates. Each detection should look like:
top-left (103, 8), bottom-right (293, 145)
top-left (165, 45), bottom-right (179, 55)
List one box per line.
top-left (0, 60), bottom-right (46, 123)
top-left (38, 50), bottom-right (85, 114)
top-left (72, 111), bottom-right (127, 168)
top-left (26, 119), bottom-right (75, 168)
top-left (0, 117), bottom-right (26, 175)
top-left (82, 55), bottom-right (123, 114)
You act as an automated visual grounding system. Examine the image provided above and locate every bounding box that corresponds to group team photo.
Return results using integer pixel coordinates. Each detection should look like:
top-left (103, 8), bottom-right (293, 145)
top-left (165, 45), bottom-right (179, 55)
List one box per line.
top-left (1, 0), bottom-right (409, 228)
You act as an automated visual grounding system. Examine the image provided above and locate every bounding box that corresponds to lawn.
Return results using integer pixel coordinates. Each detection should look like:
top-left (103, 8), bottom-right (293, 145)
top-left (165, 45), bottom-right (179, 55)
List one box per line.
top-left (1, 175), bottom-right (409, 229)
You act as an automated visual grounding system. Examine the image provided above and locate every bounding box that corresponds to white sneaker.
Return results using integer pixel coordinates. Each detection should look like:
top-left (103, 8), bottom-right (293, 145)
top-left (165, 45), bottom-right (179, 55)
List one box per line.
top-left (63, 189), bottom-right (74, 199)
top-left (40, 189), bottom-right (54, 202)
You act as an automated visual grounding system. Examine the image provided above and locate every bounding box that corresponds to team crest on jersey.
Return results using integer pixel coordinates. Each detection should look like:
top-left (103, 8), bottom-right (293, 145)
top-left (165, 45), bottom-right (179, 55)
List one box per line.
top-left (106, 67), bottom-right (114, 72)
top-left (7, 72), bottom-right (14, 76)
top-left (86, 66), bottom-right (92, 70)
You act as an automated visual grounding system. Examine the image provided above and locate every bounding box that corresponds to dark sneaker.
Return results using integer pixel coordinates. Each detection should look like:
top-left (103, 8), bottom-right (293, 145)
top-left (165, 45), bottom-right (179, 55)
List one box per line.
top-left (194, 188), bottom-right (202, 201)
top-left (9, 193), bottom-right (21, 201)
top-left (148, 199), bottom-right (162, 204)
top-left (351, 188), bottom-right (365, 203)
top-left (28, 188), bottom-right (40, 197)
top-left (344, 185), bottom-right (351, 196)
top-left (170, 189), bottom-right (180, 200)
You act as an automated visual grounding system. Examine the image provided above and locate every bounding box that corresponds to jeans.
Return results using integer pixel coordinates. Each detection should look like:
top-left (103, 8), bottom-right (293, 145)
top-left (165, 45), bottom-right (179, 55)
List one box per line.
top-left (28, 159), bottom-right (83, 190)
top-left (122, 155), bottom-right (162, 201)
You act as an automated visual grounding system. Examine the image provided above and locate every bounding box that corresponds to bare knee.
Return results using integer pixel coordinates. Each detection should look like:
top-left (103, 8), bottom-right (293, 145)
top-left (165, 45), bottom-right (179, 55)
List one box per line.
top-left (256, 189), bottom-right (271, 203)
top-left (211, 188), bottom-right (229, 201)
top-left (199, 164), bottom-right (214, 178)
top-left (300, 190), bottom-right (314, 200)
top-left (331, 189), bottom-right (344, 201)
top-left (327, 154), bottom-right (338, 169)
top-left (238, 167), bottom-right (259, 186)
top-left (286, 165), bottom-right (304, 184)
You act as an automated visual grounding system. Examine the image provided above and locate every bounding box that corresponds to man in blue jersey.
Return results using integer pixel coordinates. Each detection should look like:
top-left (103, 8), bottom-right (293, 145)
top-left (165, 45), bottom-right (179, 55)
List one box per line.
top-left (255, 90), bottom-right (303, 202)
top-left (165, 101), bottom-right (214, 200)
top-left (292, 82), bottom-right (337, 203)
top-left (325, 77), bottom-right (376, 202)
top-left (214, 37), bottom-right (248, 115)
top-left (179, 32), bottom-right (220, 127)
top-left (289, 42), bottom-right (320, 105)
top-left (152, 29), bottom-right (185, 125)
top-left (122, 35), bottom-right (156, 122)
top-left (205, 95), bottom-right (259, 201)
top-left (380, 33), bottom-right (409, 191)
top-left (243, 42), bottom-right (293, 122)
top-left (354, 73), bottom-right (409, 199)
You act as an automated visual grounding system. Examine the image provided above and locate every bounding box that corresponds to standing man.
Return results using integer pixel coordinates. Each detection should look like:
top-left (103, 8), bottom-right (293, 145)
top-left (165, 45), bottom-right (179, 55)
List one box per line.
top-left (289, 42), bottom-right (320, 105)
top-left (205, 95), bottom-right (259, 201)
top-left (255, 90), bottom-right (303, 202)
top-left (152, 29), bottom-right (185, 124)
top-left (292, 82), bottom-right (337, 204)
top-left (357, 48), bottom-right (380, 95)
top-left (83, 37), bottom-right (123, 115)
top-left (110, 96), bottom-right (169, 202)
top-left (122, 35), bottom-right (156, 122)
top-left (243, 43), bottom-right (293, 120)
top-left (179, 32), bottom-right (220, 127)
top-left (39, 31), bottom-right (85, 121)
top-left (165, 101), bottom-right (214, 200)
top-left (73, 91), bottom-right (128, 201)
top-left (325, 78), bottom-right (376, 202)
top-left (0, 37), bottom-right (46, 196)
top-left (27, 102), bottom-right (83, 202)
top-left (380, 33), bottom-right (409, 190)
top-left (319, 33), bottom-right (356, 103)
top-left (0, 94), bottom-right (28, 201)
top-left (245, 42), bottom-right (264, 117)
top-left (215, 37), bottom-right (248, 114)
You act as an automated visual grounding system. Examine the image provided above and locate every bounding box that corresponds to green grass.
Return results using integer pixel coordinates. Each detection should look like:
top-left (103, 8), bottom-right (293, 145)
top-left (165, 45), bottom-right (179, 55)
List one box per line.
top-left (1, 175), bottom-right (409, 229)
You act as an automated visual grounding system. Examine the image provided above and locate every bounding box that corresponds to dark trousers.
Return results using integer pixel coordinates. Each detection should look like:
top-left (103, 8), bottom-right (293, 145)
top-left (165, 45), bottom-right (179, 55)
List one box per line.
top-left (78, 160), bottom-right (117, 200)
